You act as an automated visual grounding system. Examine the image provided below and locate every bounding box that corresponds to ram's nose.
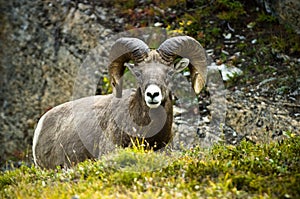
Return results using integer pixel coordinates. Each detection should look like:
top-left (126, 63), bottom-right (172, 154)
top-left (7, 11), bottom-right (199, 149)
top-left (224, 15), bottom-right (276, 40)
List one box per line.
top-left (145, 84), bottom-right (162, 108)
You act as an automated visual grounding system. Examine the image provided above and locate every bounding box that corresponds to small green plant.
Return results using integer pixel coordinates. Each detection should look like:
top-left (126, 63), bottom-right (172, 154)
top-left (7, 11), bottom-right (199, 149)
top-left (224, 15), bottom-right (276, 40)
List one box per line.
top-left (101, 138), bottom-right (177, 173)
top-left (257, 13), bottom-right (277, 23)
top-left (215, 0), bottom-right (246, 20)
top-left (101, 76), bottom-right (112, 94)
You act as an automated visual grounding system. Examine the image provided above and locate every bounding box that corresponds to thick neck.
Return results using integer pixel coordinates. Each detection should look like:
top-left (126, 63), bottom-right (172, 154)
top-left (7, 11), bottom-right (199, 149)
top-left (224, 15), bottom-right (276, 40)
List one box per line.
top-left (128, 88), bottom-right (173, 149)
top-left (129, 88), bottom-right (151, 126)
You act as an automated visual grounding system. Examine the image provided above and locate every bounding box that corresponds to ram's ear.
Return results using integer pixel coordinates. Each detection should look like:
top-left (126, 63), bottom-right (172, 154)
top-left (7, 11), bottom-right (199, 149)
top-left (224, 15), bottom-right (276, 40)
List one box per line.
top-left (174, 58), bottom-right (190, 72)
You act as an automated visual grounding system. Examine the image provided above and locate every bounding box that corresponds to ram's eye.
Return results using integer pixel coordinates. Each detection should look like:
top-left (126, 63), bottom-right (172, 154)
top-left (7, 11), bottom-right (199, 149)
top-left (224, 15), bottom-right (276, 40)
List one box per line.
top-left (134, 70), bottom-right (142, 79)
top-left (167, 70), bottom-right (175, 78)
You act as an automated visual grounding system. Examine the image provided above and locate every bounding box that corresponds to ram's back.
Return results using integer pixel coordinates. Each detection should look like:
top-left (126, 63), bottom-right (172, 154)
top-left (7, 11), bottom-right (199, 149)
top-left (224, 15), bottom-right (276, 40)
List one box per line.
top-left (32, 93), bottom-right (116, 168)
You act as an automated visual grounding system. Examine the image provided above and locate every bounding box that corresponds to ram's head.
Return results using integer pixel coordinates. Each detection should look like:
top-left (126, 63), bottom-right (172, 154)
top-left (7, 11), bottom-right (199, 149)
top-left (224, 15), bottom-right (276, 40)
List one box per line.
top-left (109, 36), bottom-right (207, 108)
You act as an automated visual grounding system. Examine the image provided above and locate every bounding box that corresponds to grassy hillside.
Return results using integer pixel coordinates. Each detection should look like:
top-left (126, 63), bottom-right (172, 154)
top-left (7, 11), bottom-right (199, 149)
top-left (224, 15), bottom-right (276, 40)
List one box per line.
top-left (1, 135), bottom-right (299, 198)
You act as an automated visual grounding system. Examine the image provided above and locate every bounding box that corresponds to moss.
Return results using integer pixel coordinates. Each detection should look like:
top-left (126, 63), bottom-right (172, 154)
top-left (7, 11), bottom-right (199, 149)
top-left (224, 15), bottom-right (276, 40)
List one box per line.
top-left (1, 136), bottom-right (299, 198)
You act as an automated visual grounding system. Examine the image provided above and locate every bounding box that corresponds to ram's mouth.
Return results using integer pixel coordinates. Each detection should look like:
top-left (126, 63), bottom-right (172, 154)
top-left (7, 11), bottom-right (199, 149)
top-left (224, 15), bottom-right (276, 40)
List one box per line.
top-left (146, 100), bottom-right (161, 108)
top-left (148, 101), bottom-right (159, 105)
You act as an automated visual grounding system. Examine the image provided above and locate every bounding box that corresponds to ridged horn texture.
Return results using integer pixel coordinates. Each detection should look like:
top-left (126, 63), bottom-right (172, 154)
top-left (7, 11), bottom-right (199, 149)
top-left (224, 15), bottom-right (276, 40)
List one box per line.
top-left (109, 37), bottom-right (150, 98)
top-left (157, 36), bottom-right (207, 94)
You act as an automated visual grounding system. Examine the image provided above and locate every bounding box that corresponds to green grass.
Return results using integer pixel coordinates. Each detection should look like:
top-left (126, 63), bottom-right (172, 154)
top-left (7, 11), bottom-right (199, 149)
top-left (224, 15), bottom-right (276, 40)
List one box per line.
top-left (1, 136), bottom-right (299, 198)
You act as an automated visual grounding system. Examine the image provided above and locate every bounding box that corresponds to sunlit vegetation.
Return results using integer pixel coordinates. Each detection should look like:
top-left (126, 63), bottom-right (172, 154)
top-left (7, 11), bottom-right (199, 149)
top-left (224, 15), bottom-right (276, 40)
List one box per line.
top-left (1, 136), bottom-right (299, 198)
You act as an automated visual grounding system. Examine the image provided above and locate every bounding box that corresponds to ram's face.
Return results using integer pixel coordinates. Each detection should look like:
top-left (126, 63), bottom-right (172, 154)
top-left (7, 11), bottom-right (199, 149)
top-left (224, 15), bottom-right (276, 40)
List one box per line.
top-left (129, 62), bottom-right (173, 109)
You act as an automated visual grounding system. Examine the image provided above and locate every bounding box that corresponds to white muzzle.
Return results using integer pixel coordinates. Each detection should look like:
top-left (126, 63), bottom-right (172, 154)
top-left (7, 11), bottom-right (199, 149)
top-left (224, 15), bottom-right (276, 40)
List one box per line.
top-left (144, 84), bottom-right (162, 109)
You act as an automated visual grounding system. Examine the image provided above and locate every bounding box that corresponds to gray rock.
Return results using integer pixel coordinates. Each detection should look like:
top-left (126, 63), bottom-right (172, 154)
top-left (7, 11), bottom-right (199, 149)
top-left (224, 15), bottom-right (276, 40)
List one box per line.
top-left (0, 0), bottom-right (113, 165)
top-left (256, 0), bottom-right (300, 34)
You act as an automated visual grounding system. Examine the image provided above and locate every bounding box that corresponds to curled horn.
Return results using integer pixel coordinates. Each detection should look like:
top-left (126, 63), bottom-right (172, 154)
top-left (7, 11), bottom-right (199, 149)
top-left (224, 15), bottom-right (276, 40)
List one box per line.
top-left (109, 37), bottom-right (150, 98)
top-left (157, 36), bottom-right (207, 94)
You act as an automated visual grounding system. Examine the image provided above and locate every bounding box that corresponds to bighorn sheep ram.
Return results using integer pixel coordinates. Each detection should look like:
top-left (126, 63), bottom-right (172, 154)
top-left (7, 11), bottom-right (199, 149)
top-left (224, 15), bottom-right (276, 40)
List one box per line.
top-left (32, 36), bottom-right (207, 169)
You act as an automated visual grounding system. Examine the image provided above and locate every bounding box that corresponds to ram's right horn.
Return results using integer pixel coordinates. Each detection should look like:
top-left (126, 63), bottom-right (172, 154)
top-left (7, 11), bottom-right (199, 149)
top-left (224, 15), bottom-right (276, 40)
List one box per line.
top-left (108, 38), bottom-right (150, 98)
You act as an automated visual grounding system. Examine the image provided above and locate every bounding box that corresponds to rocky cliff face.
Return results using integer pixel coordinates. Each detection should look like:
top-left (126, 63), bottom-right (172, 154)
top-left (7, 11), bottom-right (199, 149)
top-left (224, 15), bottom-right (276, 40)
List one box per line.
top-left (0, 0), bottom-right (114, 164)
